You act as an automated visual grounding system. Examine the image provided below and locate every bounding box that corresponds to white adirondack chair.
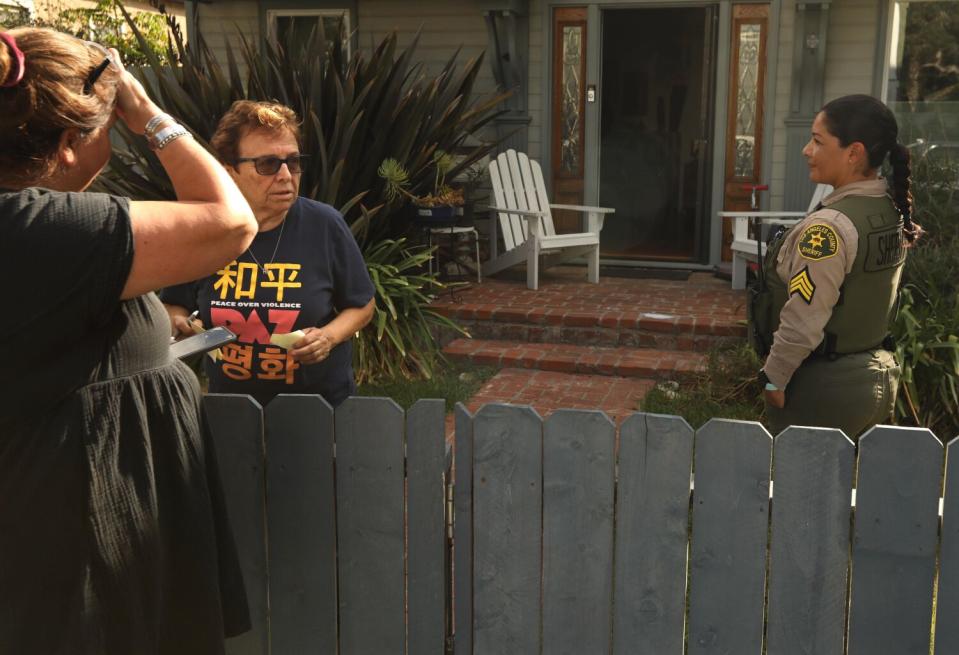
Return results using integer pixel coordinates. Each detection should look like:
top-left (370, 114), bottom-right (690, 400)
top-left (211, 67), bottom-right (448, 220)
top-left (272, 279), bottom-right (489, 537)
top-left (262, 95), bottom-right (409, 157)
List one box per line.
top-left (719, 183), bottom-right (833, 289)
top-left (483, 150), bottom-right (615, 290)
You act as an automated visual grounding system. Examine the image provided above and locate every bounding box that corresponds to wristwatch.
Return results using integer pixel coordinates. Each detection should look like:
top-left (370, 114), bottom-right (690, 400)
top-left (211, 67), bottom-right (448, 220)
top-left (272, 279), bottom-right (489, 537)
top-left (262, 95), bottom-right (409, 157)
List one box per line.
top-left (758, 369), bottom-right (779, 392)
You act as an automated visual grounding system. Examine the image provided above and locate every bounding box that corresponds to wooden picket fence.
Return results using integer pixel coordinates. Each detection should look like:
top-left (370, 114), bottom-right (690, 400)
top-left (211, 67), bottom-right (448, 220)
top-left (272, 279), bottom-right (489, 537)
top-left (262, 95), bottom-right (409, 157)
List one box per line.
top-left (204, 394), bottom-right (959, 655)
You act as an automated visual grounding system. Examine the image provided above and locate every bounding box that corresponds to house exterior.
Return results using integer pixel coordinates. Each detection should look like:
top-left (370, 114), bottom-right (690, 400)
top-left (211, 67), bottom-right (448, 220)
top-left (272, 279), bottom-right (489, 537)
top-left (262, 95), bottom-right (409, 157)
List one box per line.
top-left (186, 0), bottom-right (958, 269)
top-left (0, 0), bottom-right (186, 22)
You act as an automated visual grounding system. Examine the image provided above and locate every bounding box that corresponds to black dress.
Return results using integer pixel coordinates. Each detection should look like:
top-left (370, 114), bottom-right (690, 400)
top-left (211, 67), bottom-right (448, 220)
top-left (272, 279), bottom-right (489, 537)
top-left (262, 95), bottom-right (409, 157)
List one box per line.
top-left (0, 188), bottom-right (249, 653)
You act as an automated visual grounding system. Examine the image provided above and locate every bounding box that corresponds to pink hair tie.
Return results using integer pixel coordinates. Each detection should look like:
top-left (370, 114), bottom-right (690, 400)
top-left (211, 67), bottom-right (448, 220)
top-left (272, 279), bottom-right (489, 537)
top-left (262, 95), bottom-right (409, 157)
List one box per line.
top-left (0, 32), bottom-right (26, 88)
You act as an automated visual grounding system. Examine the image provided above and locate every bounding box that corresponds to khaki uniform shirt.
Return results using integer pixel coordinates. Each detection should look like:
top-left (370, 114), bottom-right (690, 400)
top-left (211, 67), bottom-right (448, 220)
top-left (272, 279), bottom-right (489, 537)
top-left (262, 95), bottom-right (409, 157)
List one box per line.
top-left (763, 179), bottom-right (891, 389)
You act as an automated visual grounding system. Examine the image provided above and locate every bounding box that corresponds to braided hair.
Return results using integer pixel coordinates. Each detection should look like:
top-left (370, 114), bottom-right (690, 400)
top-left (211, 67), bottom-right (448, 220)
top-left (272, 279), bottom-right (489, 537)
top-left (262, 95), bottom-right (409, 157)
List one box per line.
top-left (820, 94), bottom-right (922, 245)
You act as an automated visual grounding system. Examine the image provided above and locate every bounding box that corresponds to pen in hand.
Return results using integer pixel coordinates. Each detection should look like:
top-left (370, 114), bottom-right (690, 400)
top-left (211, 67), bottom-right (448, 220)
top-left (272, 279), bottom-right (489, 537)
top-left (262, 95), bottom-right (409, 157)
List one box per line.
top-left (170, 310), bottom-right (201, 343)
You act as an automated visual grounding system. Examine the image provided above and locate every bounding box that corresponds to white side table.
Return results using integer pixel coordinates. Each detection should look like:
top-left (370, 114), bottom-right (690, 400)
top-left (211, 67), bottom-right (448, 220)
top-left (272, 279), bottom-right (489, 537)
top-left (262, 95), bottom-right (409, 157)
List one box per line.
top-left (427, 225), bottom-right (481, 284)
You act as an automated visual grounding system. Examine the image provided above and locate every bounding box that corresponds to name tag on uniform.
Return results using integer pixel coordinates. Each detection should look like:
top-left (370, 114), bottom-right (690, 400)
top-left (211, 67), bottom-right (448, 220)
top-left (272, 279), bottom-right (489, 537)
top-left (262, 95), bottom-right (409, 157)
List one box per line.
top-left (865, 226), bottom-right (906, 272)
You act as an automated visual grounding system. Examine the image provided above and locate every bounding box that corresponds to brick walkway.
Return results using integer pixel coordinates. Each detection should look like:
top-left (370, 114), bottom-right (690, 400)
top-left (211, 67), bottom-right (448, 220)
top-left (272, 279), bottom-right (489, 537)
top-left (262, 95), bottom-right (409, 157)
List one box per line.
top-left (433, 267), bottom-right (748, 427)
top-left (463, 368), bottom-right (656, 423)
top-left (433, 269), bottom-right (746, 325)
top-left (444, 338), bottom-right (706, 379)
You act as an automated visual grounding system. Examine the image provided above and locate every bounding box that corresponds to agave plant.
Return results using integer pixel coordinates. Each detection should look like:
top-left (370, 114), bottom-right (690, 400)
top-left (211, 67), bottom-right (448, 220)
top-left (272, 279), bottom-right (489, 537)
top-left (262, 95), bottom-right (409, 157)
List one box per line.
top-left (378, 149), bottom-right (464, 208)
top-left (356, 237), bottom-right (467, 383)
top-left (99, 10), bottom-right (505, 381)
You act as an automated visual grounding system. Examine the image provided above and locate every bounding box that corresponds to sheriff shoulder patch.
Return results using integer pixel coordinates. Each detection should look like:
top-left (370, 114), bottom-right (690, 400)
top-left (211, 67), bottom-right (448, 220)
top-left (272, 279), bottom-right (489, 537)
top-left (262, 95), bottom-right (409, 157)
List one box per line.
top-left (797, 223), bottom-right (840, 261)
top-left (788, 266), bottom-right (816, 304)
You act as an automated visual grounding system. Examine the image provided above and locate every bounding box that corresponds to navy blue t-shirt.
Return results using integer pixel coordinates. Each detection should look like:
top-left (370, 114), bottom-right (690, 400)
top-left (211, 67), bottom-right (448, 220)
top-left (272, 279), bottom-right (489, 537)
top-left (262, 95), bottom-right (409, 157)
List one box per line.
top-left (161, 197), bottom-right (374, 407)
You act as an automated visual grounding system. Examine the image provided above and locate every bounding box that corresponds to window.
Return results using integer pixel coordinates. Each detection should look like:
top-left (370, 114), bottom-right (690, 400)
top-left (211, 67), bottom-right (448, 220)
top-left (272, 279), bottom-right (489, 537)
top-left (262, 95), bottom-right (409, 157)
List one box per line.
top-left (884, 0), bottom-right (959, 145)
top-left (267, 9), bottom-right (351, 58)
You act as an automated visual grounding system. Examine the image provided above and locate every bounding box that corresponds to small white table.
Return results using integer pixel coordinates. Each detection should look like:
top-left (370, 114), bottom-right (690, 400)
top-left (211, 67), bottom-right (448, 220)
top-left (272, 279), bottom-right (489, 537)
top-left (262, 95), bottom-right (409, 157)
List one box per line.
top-left (426, 225), bottom-right (481, 284)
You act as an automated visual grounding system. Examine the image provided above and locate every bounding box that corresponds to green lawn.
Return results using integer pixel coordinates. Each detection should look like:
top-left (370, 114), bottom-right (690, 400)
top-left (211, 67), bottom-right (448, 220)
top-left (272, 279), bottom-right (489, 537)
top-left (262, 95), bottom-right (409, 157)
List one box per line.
top-left (641, 343), bottom-right (765, 429)
top-left (355, 360), bottom-right (498, 412)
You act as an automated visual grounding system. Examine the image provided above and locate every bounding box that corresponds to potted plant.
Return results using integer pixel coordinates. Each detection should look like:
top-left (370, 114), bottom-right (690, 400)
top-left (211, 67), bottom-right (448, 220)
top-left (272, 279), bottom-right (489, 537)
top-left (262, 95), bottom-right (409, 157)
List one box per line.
top-left (378, 150), bottom-right (465, 223)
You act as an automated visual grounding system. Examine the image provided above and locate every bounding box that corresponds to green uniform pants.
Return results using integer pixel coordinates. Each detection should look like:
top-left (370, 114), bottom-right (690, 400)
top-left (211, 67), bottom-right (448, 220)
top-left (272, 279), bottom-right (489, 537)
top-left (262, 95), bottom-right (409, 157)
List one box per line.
top-left (765, 349), bottom-right (900, 440)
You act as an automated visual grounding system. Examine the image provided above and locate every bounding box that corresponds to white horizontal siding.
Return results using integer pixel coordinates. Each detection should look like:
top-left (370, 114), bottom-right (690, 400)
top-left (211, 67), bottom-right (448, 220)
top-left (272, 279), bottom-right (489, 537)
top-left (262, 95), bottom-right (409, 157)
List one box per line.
top-left (527, 0), bottom-right (544, 161)
top-left (768, 0), bottom-right (881, 209)
top-left (824, 0), bottom-right (880, 100)
top-left (769, 0), bottom-right (796, 209)
top-left (196, 0), bottom-right (259, 72)
top-left (357, 0), bottom-right (495, 93)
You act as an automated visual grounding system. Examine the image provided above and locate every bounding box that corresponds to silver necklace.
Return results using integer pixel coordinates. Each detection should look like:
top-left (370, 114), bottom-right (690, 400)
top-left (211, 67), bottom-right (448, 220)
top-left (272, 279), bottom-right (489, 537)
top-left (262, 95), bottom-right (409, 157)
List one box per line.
top-left (246, 218), bottom-right (286, 281)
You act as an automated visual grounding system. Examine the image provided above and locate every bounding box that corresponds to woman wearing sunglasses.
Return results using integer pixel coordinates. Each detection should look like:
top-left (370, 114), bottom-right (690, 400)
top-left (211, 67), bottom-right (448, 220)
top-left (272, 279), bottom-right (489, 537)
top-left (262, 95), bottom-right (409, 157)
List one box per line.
top-left (162, 100), bottom-right (375, 409)
top-left (0, 29), bottom-right (257, 652)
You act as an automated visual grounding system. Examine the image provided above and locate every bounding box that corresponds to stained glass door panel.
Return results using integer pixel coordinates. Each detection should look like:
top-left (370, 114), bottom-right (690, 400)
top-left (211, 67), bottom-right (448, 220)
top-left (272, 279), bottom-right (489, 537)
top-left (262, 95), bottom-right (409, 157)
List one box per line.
top-left (721, 4), bottom-right (769, 262)
top-left (550, 7), bottom-right (588, 234)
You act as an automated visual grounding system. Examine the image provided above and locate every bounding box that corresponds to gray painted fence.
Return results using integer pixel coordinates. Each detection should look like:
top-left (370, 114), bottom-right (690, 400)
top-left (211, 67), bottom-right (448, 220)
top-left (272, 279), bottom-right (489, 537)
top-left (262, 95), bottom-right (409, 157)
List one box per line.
top-left (204, 395), bottom-right (957, 655)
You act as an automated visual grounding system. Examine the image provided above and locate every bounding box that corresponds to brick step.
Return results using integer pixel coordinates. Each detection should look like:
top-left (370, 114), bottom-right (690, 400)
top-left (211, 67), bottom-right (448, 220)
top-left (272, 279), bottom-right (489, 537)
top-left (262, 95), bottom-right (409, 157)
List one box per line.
top-left (443, 338), bottom-right (706, 380)
top-left (433, 304), bottom-right (745, 351)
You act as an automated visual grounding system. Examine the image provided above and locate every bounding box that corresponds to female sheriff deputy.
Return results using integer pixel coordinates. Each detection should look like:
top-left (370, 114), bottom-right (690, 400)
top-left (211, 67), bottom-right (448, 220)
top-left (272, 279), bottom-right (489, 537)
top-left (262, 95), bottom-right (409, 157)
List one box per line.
top-left (754, 94), bottom-right (921, 438)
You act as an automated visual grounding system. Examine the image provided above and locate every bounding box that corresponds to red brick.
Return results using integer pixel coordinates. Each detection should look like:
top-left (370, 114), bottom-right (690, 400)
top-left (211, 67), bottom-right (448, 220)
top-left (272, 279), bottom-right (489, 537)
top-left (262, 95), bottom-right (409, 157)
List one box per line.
top-left (564, 311), bottom-right (598, 327)
top-left (619, 362), bottom-right (658, 377)
top-left (472, 351), bottom-right (503, 366)
top-left (442, 339), bottom-right (477, 355)
top-left (676, 336), bottom-right (696, 351)
top-left (494, 351), bottom-right (523, 366)
top-left (496, 325), bottom-right (530, 341)
top-left (528, 326), bottom-right (548, 342)
top-left (543, 309), bottom-right (567, 326)
top-left (473, 305), bottom-right (497, 320)
top-left (539, 356), bottom-right (579, 373)
top-left (598, 312), bottom-right (622, 328)
top-left (638, 316), bottom-right (678, 333)
top-left (526, 307), bottom-right (550, 324)
top-left (675, 315), bottom-right (697, 332)
top-left (637, 333), bottom-right (658, 347)
top-left (618, 311), bottom-right (643, 329)
top-left (493, 307), bottom-right (531, 322)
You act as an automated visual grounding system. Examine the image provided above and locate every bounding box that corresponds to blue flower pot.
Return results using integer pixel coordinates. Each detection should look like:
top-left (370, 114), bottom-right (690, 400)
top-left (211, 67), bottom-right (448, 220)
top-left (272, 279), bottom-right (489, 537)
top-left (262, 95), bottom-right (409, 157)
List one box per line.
top-left (415, 205), bottom-right (458, 222)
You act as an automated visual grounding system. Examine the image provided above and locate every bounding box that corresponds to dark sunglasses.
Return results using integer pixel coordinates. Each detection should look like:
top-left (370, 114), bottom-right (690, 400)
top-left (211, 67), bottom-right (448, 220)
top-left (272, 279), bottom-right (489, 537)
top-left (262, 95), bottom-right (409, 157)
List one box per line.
top-left (234, 154), bottom-right (308, 176)
top-left (82, 41), bottom-right (114, 95)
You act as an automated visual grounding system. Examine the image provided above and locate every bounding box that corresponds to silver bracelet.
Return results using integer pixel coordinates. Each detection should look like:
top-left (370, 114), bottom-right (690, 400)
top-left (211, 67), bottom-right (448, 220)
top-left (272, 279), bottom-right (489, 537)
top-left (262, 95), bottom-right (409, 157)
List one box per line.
top-left (144, 113), bottom-right (173, 138)
top-left (149, 124), bottom-right (190, 151)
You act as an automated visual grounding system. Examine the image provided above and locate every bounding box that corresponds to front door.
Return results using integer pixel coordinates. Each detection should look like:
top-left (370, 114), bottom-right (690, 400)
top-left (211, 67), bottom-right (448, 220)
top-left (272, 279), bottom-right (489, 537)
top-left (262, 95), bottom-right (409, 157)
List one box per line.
top-left (596, 6), bottom-right (717, 261)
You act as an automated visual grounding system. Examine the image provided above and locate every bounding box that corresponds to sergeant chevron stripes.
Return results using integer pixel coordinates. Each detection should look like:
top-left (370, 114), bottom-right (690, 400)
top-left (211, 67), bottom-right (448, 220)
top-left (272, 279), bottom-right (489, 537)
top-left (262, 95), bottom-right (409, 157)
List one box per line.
top-left (788, 266), bottom-right (816, 304)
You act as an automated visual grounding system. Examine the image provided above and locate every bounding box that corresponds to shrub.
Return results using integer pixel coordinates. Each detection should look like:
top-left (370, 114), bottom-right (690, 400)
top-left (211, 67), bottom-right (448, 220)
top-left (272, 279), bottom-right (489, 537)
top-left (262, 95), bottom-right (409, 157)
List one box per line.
top-left (0, 0), bottom-right (174, 67)
top-left (892, 158), bottom-right (959, 438)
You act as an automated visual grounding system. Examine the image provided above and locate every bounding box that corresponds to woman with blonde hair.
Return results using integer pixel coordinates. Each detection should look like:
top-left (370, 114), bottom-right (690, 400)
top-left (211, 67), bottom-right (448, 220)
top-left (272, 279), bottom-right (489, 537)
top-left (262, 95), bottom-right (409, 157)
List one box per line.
top-left (0, 28), bottom-right (257, 652)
